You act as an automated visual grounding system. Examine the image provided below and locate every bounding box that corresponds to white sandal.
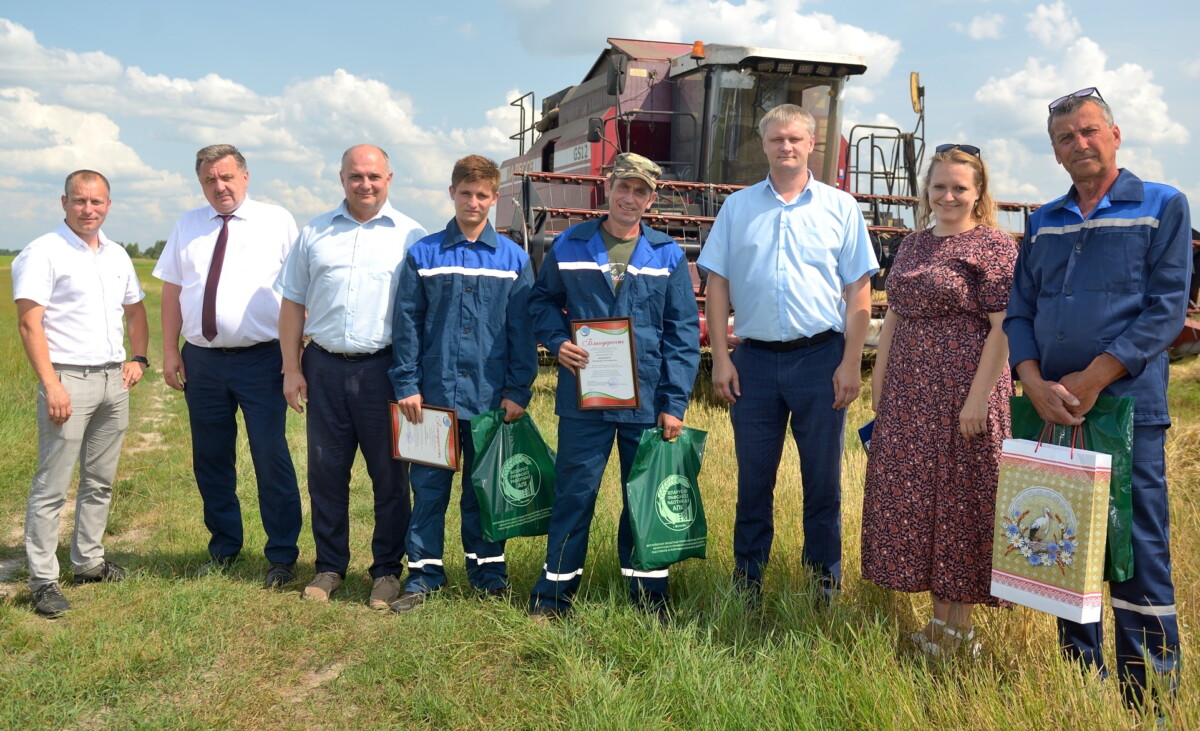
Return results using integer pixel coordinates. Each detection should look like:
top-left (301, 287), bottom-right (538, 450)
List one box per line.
top-left (909, 618), bottom-right (945, 656)
top-left (941, 625), bottom-right (982, 658)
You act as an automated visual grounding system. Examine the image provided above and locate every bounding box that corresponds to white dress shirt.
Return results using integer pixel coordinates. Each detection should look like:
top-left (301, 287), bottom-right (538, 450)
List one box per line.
top-left (12, 222), bottom-right (145, 366)
top-left (154, 196), bottom-right (298, 348)
top-left (275, 200), bottom-right (427, 353)
top-left (697, 174), bottom-right (878, 341)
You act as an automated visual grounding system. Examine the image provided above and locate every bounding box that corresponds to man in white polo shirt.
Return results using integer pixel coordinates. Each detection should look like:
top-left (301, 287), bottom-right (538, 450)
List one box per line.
top-left (12, 169), bottom-right (149, 618)
top-left (155, 144), bottom-right (303, 588)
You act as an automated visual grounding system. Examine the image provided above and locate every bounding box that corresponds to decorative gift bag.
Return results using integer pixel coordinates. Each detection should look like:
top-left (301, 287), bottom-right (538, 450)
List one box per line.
top-left (627, 427), bottom-right (708, 571)
top-left (469, 409), bottom-right (556, 543)
top-left (990, 433), bottom-right (1112, 623)
top-left (1010, 395), bottom-right (1135, 582)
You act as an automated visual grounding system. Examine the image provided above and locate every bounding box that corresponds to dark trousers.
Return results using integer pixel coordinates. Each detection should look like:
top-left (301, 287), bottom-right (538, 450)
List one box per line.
top-left (405, 419), bottom-right (507, 594)
top-left (529, 417), bottom-right (666, 614)
top-left (1057, 425), bottom-right (1180, 707)
top-left (302, 344), bottom-right (409, 578)
top-left (729, 335), bottom-right (846, 587)
top-left (181, 342), bottom-right (301, 564)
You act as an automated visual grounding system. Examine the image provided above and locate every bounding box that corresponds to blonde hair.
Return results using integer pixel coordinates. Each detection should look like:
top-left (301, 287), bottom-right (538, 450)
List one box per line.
top-left (915, 148), bottom-right (998, 230)
top-left (758, 104), bottom-right (816, 137)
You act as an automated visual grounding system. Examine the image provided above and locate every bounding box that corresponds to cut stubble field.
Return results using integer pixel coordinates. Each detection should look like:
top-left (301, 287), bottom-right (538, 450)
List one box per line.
top-left (0, 258), bottom-right (1196, 729)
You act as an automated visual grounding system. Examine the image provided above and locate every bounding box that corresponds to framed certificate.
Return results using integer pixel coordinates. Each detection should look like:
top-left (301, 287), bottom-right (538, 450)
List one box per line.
top-left (390, 402), bottom-right (460, 471)
top-left (572, 317), bottom-right (640, 410)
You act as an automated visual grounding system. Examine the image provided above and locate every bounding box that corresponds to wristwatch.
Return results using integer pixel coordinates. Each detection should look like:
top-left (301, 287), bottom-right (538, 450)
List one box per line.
top-left (131, 355), bottom-right (150, 367)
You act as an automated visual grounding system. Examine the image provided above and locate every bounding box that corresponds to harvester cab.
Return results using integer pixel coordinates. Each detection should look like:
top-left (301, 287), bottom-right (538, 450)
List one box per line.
top-left (498, 38), bottom-right (923, 273)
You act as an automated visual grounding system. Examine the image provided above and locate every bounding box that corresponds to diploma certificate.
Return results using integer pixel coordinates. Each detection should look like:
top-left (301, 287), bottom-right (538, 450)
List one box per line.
top-left (572, 317), bottom-right (640, 410)
top-left (391, 403), bottom-right (460, 471)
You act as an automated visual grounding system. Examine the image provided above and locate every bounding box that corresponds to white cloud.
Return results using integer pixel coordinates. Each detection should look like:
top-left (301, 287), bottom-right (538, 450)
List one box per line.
top-left (966, 4), bottom-right (1189, 213)
top-left (0, 88), bottom-right (162, 182)
top-left (974, 35), bottom-right (1187, 148)
top-left (0, 19), bottom-right (122, 85)
top-left (1182, 58), bottom-right (1200, 79)
top-left (954, 13), bottom-right (1005, 41)
top-left (498, 0), bottom-right (901, 82)
top-left (0, 87), bottom-right (199, 248)
top-left (0, 19), bottom-right (531, 246)
top-left (1026, 2), bottom-right (1081, 50)
top-left (977, 138), bottom-right (1051, 204)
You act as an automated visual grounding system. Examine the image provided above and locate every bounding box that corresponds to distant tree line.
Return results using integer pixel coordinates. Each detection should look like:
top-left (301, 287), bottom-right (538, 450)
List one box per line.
top-left (119, 240), bottom-right (167, 259)
top-left (2, 242), bottom-right (165, 258)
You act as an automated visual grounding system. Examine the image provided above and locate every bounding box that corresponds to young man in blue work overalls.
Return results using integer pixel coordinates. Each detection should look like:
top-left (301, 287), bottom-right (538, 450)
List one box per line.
top-left (388, 155), bottom-right (538, 613)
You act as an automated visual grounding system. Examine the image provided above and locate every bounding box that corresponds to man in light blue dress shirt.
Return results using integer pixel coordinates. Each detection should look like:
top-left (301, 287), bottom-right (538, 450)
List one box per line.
top-left (276, 144), bottom-right (427, 608)
top-left (696, 104), bottom-right (877, 604)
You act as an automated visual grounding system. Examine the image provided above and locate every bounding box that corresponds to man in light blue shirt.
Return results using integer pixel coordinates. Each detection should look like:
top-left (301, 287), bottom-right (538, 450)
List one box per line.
top-left (276, 144), bottom-right (427, 608)
top-left (697, 104), bottom-right (877, 604)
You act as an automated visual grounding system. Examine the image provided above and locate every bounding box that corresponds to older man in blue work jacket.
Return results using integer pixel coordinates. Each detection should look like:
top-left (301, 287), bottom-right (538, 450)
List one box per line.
top-left (1004, 88), bottom-right (1190, 709)
top-left (527, 152), bottom-right (700, 621)
top-left (698, 104), bottom-right (877, 605)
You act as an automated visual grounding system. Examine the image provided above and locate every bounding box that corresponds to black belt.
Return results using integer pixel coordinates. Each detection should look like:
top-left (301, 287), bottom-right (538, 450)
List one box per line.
top-left (205, 340), bottom-right (279, 354)
top-left (309, 341), bottom-right (393, 362)
top-left (741, 330), bottom-right (836, 353)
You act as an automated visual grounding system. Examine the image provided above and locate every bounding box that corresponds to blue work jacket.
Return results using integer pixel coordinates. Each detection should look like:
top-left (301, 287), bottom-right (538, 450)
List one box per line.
top-left (1004, 169), bottom-right (1192, 426)
top-left (389, 219), bottom-right (537, 418)
top-left (530, 217), bottom-right (700, 423)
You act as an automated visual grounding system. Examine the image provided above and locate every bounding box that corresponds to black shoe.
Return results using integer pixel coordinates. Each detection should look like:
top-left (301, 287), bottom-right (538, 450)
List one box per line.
top-left (389, 591), bottom-right (427, 614)
top-left (636, 596), bottom-right (671, 626)
top-left (264, 562), bottom-right (296, 589)
top-left (733, 570), bottom-right (763, 609)
top-left (482, 586), bottom-right (513, 602)
top-left (32, 583), bottom-right (71, 618)
top-left (74, 560), bottom-right (127, 585)
top-left (196, 555), bottom-right (237, 578)
top-left (817, 577), bottom-right (839, 608)
top-left (528, 604), bottom-right (560, 626)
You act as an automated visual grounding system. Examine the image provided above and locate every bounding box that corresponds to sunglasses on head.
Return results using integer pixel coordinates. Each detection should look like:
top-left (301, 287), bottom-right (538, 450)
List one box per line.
top-left (935, 143), bottom-right (981, 157)
top-left (1049, 87), bottom-right (1103, 112)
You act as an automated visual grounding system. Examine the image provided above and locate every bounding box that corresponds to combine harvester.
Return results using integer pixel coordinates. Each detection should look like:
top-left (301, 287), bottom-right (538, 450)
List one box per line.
top-left (497, 38), bottom-right (1200, 356)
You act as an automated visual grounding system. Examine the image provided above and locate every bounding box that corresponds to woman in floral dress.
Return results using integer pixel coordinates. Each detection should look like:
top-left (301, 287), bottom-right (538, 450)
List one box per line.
top-left (860, 144), bottom-right (1018, 655)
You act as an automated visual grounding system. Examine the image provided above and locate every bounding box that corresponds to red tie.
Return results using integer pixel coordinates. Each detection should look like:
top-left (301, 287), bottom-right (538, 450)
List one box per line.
top-left (201, 213), bottom-right (234, 342)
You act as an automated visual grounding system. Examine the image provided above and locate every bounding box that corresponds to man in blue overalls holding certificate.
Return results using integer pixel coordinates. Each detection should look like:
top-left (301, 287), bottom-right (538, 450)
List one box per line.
top-left (388, 155), bottom-right (537, 613)
top-left (527, 153), bottom-right (700, 621)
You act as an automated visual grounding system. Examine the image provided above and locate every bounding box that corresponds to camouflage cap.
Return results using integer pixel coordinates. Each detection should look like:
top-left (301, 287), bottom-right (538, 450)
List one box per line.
top-left (610, 152), bottom-right (661, 189)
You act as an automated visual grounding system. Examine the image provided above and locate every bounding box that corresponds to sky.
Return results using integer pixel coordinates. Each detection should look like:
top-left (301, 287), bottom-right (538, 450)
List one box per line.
top-left (1, 0), bottom-right (1196, 250)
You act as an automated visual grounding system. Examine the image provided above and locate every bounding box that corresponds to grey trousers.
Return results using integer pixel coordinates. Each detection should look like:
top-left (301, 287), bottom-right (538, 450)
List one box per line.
top-left (26, 363), bottom-right (129, 588)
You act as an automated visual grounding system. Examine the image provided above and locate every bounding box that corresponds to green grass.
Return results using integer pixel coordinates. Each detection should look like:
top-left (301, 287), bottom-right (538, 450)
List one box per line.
top-left (0, 259), bottom-right (1195, 729)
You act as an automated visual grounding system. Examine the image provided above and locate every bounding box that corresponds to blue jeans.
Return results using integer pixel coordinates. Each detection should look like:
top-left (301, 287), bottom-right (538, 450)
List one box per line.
top-left (729, 336), bottom-right (846, 588)
top-left (182, 342), bottom-right (301, 565)
top-left (302, 344), bottom-right (409, 578)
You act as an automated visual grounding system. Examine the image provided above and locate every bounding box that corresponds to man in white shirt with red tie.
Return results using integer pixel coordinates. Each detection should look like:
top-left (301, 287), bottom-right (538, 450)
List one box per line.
top-left (155, 144), bottom-right (303, 588)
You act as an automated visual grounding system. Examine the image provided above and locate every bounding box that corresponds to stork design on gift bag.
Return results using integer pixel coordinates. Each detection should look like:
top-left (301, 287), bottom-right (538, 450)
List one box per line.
top-left (1000, 489), bottom-right (1078, 575)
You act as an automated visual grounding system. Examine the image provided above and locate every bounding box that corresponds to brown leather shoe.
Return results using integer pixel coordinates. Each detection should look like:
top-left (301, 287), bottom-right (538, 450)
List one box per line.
top-left (301, 572), bottom-right (342, 601)
top-left (369, 575), bottom-right (401, 610)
